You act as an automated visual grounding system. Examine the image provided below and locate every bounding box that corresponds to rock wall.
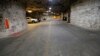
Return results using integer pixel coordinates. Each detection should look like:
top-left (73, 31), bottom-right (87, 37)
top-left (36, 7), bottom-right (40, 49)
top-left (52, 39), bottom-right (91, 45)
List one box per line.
top-left (71, 0), bottom-right (100, 30)
top-left (0, 1), bottom-right (27, 37)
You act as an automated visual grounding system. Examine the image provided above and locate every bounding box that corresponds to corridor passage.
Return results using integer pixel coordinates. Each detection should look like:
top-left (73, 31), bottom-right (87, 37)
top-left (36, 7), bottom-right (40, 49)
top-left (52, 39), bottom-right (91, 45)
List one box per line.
top-left (0, 21), bottom-right (100, 56)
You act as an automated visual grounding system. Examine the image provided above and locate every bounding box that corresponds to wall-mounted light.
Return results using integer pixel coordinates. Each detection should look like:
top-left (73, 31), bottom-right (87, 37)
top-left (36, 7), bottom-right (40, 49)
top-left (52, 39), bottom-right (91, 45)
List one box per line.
top-left (27, 10), bottom-right (33, 13)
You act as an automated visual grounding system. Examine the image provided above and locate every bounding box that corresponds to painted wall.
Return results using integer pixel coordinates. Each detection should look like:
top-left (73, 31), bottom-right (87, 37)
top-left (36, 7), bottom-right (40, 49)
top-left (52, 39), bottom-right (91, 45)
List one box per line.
top-left (71, 0), bottom-right (100, 30)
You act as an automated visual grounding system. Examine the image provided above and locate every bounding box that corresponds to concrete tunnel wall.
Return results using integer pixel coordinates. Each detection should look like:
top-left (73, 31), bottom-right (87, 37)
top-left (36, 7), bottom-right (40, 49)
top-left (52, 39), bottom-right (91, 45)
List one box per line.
top-left (0, 1), bottom-right (27, 38)
top-left (71, 0), bottom-right (100, 30)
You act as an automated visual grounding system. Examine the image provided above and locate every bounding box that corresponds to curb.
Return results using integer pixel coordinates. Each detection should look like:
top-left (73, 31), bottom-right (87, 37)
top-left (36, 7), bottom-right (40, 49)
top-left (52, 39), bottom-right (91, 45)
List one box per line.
top-left (9, 29), bottom-right (28, 37)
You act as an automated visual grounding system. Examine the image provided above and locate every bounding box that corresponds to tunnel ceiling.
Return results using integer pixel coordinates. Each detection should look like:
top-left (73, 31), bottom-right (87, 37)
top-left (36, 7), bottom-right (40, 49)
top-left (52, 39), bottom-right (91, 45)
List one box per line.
top-left (0, 0), bottom-right (78, 13)
top-left (25, 0), bottom-right (71, 13)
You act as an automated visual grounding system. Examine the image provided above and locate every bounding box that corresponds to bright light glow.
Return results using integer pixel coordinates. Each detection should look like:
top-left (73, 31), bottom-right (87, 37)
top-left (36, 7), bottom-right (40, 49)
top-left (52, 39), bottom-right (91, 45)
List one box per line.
top-left (27, 10), bottom-right (32, 13)
top-left (45, 7), bottom-right (52, 13)
top-left (49, 7), bottom-right (52, 10)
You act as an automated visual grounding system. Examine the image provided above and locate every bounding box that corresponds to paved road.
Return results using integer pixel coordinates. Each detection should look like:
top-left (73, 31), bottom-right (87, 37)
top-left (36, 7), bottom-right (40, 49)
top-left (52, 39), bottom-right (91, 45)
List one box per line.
top-left (0, 21), bottom-right (100, 56)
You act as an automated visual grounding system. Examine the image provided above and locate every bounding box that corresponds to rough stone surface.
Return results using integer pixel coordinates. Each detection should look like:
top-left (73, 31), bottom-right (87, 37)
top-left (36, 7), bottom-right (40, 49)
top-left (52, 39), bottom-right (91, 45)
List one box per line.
top-left (71, 0), bottom-right (100, 30)
top-left (0, 2), bottom-right (27, 38)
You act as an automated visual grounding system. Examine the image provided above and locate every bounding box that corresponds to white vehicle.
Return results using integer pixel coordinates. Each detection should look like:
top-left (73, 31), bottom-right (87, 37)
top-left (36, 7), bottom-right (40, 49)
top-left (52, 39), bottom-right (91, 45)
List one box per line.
top-left (27, 17), bottom-right (38, 23)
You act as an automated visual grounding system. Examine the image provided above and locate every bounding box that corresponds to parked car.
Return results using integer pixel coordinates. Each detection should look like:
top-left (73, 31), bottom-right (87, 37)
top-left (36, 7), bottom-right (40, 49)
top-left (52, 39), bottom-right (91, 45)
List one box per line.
top-left (27, 17), bottom-right (38, 23)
